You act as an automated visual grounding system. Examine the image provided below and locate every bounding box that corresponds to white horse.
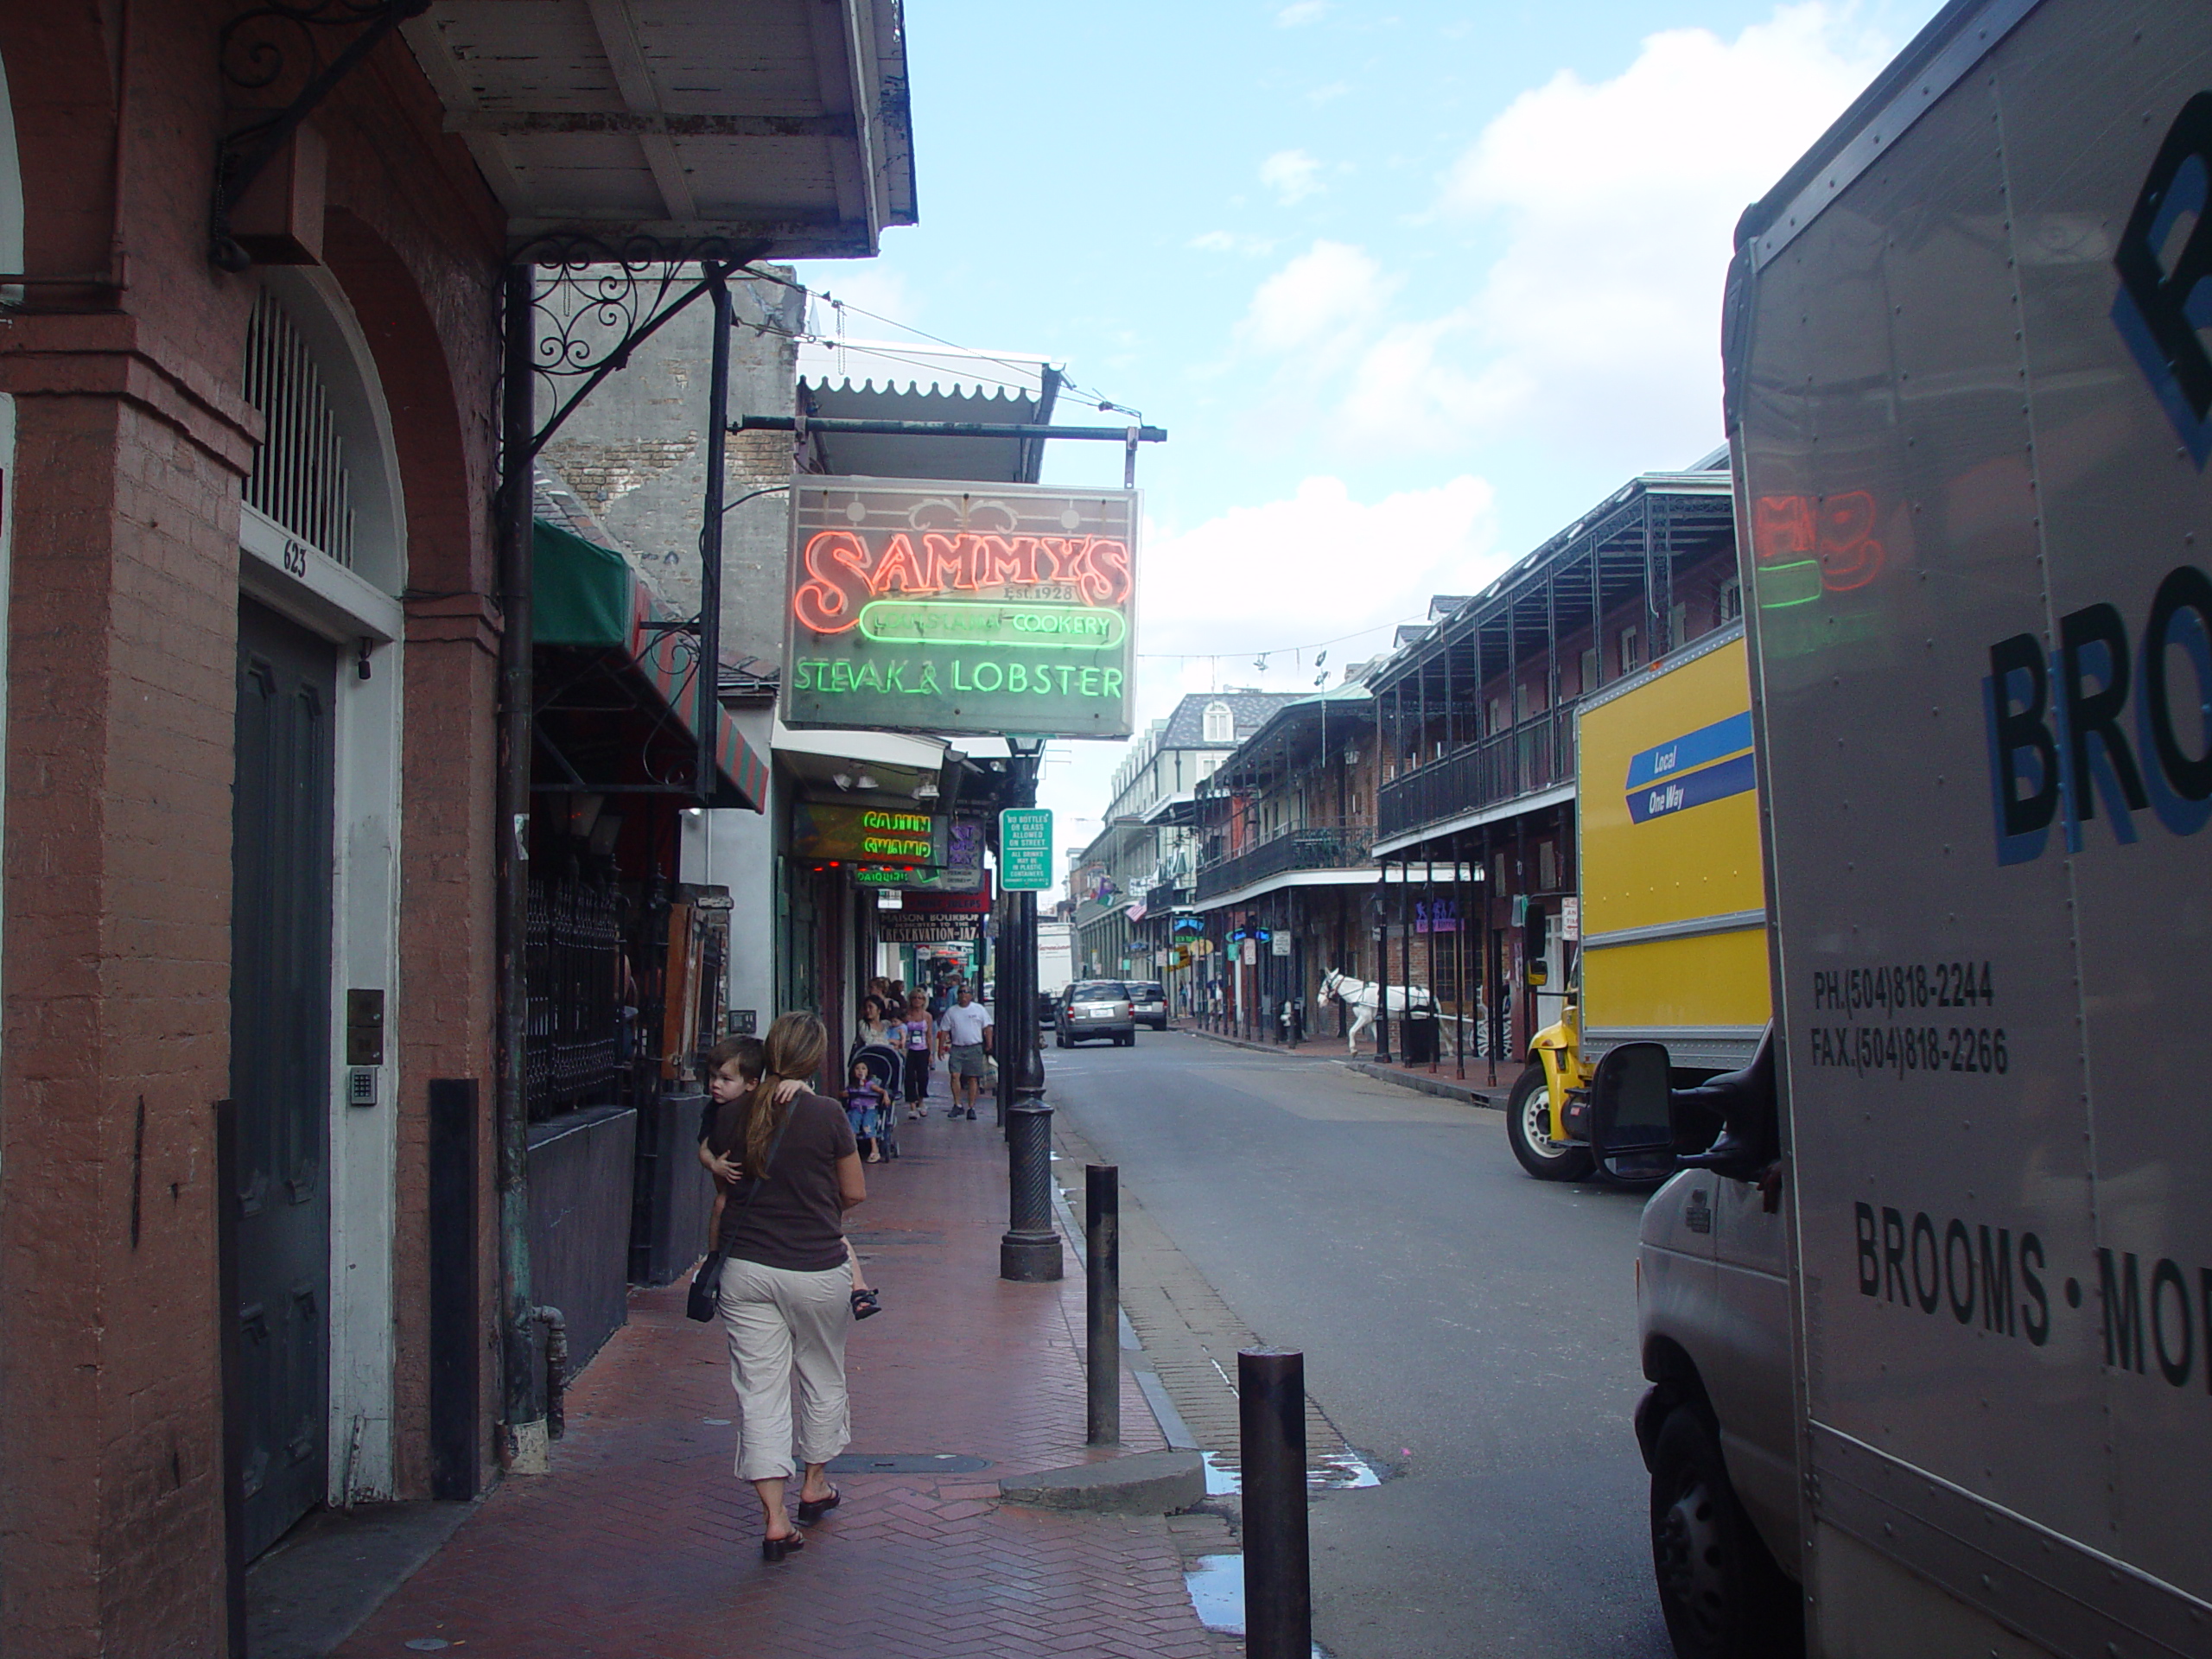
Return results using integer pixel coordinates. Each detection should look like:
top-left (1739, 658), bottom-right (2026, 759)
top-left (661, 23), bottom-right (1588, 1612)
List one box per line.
top-left (1317, 969), bottom-right (1436, 1054)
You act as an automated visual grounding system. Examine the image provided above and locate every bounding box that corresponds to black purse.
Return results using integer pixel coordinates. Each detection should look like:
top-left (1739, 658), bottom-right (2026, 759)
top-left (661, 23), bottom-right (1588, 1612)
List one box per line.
top-left (687, 1110), bottom-right (792, 1322)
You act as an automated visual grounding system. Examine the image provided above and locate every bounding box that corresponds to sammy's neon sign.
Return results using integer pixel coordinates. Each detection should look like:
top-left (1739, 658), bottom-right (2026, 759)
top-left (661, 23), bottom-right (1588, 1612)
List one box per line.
top-left (792, 530), bottom-right (1134, 634)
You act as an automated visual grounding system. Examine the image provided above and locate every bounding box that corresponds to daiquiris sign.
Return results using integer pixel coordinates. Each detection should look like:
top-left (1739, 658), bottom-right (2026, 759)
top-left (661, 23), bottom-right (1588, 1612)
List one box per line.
top-left (782, 478), bottom-right (1137, 739)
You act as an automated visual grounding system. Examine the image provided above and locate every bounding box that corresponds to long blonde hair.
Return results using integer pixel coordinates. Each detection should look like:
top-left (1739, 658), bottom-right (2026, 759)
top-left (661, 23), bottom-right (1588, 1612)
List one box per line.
top-left (737, 1010), bottom-right (827, 1178)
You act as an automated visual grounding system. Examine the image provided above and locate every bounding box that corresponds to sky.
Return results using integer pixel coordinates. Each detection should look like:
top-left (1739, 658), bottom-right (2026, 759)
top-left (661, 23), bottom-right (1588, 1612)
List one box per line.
top-left (795, 0), bottom-right (1947, 883)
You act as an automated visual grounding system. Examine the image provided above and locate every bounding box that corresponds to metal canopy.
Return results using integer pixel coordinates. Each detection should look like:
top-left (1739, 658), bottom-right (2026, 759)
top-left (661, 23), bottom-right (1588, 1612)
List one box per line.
top-left (402, 0), bottom-right (916, 259)
top-left (797, 340), bottom-right (1060, 484)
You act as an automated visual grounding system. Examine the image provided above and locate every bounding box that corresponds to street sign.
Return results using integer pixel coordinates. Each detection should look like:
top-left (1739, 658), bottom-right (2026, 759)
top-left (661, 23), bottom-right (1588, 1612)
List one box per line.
top-left (999, 808), bottom-right (1052, 891)
top-left (782, 478), bottom-right (1137, 740)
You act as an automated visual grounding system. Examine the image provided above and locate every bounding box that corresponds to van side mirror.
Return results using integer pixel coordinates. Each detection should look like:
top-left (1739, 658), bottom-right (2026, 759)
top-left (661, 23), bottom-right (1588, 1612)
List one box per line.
top-left (1525, 959), bottom-right (1548, 988)
top-left (1589, 1042), bottom-right (1675, 1177)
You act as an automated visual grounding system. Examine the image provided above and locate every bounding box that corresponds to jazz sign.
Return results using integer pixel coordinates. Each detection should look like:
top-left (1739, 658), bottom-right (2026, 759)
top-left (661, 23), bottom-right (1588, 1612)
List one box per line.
top-left (783, 478), bottom-right (1137, 739)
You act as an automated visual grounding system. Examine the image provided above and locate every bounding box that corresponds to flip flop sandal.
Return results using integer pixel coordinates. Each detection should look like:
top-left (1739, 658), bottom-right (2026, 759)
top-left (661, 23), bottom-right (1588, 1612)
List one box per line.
top-left (796, 1487), bottom-right (841, 1525)
top-left (850, 1287), bottom-right (881, 1320)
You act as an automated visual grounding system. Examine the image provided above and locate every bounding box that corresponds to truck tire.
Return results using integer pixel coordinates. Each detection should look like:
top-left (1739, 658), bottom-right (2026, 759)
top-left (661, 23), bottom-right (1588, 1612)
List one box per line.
top-left (1505, 1063), bottom-right (1592, 1181)
top-left (1649, 1407), bottom-right (1802, 1659)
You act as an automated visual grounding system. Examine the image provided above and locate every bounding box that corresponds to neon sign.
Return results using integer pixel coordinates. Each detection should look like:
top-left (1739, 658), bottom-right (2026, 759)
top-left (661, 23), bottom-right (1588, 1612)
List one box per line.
top-left (1752, 491), bottom-right (1886, 603)
top-left (790, 802), bottom-right (945, 868)
top-left (794, 531), bottom-right (1133, 634)
top-left (783, 479), bottom-right (1138, 741)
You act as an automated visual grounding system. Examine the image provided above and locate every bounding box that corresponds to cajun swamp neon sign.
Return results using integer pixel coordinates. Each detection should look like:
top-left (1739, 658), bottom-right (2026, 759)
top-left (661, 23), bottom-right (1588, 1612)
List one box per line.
top-left (782, 478), bottom-right (1138, 740)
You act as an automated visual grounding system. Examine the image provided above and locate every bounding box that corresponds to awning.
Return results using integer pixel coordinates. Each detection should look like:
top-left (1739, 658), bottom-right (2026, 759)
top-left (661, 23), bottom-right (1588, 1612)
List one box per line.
top-left (533, 518), bottom-right (769, 810)
top-left (402, 0), bottom-right (916, 260)
top-left (796, 341), bottom-right (1060, 482)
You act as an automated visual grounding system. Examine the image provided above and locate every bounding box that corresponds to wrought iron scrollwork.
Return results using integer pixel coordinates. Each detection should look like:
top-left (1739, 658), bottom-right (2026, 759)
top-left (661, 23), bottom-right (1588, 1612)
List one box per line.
top-left (211, 0), bottom-right (430, 270)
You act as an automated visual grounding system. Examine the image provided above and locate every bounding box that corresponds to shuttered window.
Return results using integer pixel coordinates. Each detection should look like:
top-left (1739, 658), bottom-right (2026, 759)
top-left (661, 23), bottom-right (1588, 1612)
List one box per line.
top-left (241, 288), bottom-right (356, 569)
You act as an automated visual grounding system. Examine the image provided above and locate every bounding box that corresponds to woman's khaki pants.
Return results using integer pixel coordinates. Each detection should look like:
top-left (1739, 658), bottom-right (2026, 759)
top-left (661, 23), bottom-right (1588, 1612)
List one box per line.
top-left (716, 1256), bottom-right (853, 1482)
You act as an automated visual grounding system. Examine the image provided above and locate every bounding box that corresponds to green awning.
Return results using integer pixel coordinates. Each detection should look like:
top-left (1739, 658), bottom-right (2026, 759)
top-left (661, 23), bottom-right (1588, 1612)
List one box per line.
top-left (534, 518), bottom-right (636, 648)
top-left (531, 519), bottom-right (768, 811)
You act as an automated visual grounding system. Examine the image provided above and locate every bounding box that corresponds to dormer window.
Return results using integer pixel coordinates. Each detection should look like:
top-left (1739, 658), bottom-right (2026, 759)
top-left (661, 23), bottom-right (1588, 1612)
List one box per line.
top-left (1202, 701), bottom-right (1233, 743)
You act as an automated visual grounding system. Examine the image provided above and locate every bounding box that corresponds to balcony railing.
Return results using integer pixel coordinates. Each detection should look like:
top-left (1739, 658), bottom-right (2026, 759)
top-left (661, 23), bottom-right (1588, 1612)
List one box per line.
top-left (1194, 823), bottom-right (1376, 901)
top-left (1376, 702), bottom-right (1578, 842)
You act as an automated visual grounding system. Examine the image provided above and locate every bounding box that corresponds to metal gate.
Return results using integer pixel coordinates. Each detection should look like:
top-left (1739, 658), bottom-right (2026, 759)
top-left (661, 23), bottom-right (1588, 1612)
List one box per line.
top-left (229, 599), bottom-right (336, 1560)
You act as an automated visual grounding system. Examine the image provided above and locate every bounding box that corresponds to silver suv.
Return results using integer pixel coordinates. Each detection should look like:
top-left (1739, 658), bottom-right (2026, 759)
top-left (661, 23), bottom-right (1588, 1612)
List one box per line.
top-left (1126, 980), bottom-right (1167, 1030)
top-left (1054, 980), bottom-right (1135, 1047)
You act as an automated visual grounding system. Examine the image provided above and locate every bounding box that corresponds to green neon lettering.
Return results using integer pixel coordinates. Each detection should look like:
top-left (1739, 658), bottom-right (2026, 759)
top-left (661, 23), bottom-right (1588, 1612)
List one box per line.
top-left (919, 663), bottom-right (941, 695)
top-left (1008, 662), bottom-right (1027, 693)
top-left (1080, 666), bottom-right (1100, 696)
top-left (855, 660), bottom-right (881, 691)
top-left (884, 661), bottom-right (906, 692)
top-left (857, 599), bottom-right (1126, 650)
top-left (974, 661), bottom-right (1003, 692)
top-left (1103, 669), bottom-right (1122, 699)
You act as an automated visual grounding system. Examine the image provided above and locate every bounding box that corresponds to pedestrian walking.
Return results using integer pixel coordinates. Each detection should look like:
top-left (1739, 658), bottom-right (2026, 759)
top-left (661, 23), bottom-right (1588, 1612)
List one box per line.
top-left (855, 993), bottom-right (896, 1049)
top-left (702, 1011), bottom-right (867, 1562)
top-left (899, 990), bottom-right (932, 1118)
top-left (936, 981), bottom-right (993, 1121)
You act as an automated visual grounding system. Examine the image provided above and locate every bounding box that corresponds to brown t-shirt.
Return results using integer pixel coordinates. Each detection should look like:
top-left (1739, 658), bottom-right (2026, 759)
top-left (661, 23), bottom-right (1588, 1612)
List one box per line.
top-left (712, 1092), bottom-right (856, 1272)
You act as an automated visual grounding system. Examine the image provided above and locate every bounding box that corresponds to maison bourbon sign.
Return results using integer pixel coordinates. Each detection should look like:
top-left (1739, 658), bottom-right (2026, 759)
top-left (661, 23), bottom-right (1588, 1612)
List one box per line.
top-left (781, 477), bottom-right (1138, 739)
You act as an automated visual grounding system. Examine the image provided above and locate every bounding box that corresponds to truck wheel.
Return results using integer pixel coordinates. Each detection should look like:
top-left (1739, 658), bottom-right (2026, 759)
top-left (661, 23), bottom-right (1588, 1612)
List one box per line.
top-left (1649, 1408), bottom-right (1802, 1659)
top-left (1505, 1064), bottom-right (1592, 1181)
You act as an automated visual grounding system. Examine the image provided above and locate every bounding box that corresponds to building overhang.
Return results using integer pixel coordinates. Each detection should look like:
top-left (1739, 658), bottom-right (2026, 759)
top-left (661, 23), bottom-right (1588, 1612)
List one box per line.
top-left (798, 341), bottom-right (1059, 480)
top-left (402, 0), bottom-right (917, 260)
top-left (1371, 782), bottom-right (1574, 860)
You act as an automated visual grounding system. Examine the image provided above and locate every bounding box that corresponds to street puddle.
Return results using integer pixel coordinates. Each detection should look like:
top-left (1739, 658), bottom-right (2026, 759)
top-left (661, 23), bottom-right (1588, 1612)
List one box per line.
top-left (1196, 1449), bottom-right (1382, 1494)
top-left (1181, 1555), bottom-right (1332, 1656)
top-left (1183, 1554), bottom-right (1243, 1634)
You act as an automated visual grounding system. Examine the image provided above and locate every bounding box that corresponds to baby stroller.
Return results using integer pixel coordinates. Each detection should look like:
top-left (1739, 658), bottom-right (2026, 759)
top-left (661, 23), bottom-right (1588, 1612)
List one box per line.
top-left (852, 1043), bottom-right (904, 1160)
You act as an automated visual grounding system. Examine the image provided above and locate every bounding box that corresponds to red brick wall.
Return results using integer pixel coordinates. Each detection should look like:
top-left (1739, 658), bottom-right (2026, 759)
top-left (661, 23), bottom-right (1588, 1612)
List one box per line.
top-left (0, 3), bottom-right (506, 1649)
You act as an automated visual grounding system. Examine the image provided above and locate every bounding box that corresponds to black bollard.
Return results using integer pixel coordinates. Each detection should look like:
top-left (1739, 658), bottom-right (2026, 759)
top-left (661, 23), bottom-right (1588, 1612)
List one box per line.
top-left (1238, 1348), bottom-right (1311, 1659)
top-left (1086, 1165), bottom-right (1120, 1445)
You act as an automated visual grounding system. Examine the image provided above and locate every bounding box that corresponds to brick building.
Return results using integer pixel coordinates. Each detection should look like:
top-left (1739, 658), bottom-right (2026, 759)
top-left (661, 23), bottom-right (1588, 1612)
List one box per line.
top-left (0, 5), bottom-right (913, 1652)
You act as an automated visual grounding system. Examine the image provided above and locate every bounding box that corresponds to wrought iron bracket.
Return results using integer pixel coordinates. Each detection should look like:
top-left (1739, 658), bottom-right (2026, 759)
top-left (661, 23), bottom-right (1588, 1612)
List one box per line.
top-left (212, 0), bottom-right (431, 271)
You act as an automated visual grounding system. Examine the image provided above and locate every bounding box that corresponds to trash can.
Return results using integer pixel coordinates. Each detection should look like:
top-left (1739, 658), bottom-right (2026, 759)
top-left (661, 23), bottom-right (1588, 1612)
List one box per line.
top-left (1401, 1007), bottom-right (1440, 1064)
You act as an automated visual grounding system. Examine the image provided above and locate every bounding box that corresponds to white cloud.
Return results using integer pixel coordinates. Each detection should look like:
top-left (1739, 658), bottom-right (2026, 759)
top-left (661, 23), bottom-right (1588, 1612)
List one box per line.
top-left (1276, 1), bottom-right (1328, 25)
top-left (1259, 148), bottom-right (1326, 205)
top-left (1232, 4), bottom-right (1896, 471)
top-left (1187, 229), bottom-right (1279, 257)
top-left (1136, 474), bottom-right (1501, 664)
top-left (1236, 239), bottom-right (1392, 359)
top-left (1036, 474), bottom-right (1504, 843)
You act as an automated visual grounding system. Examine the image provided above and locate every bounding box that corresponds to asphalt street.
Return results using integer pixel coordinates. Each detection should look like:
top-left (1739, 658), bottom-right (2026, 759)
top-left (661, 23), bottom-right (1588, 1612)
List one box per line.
top-left (1042, 1028), bottom-right (1674, 1659)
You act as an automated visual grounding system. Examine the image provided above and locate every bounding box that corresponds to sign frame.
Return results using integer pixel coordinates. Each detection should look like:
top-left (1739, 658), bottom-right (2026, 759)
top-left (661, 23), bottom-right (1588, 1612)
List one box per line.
top-left (781, 475), bottom-right (1139, 741)
top-left (999, 808), bottom-right (1053, 892)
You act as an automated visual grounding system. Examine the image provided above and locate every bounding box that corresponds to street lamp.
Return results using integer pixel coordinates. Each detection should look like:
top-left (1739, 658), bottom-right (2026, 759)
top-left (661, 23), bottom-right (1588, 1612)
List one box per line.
top-left (996, 740), bottom-right (1060, 1283)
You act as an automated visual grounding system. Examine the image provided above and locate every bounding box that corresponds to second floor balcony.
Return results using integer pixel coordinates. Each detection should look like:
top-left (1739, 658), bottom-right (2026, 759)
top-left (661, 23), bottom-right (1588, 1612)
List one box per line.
top-left (1194, 822), bottom-right (1376, 903)
top-left (1376, 702), bottom-right (1577, 844)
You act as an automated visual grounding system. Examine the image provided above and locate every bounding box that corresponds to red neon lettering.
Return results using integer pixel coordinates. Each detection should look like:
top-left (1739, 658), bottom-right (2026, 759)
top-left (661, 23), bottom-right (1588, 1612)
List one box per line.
top-left (1083, 538), bottom-right (1133, 605)
top-left (919, 533), bottom-right (975, 591)
top-left (868, 532), bottom-right (930, 595)
top-left (973, 534), bottom-right (1042, 586)
top-left (1753, 495), bottom-right (1815, 562)
top-left (793, 531), bottom-right (872, 633)
top-left (1816, 491), bottom-right (1884, 591)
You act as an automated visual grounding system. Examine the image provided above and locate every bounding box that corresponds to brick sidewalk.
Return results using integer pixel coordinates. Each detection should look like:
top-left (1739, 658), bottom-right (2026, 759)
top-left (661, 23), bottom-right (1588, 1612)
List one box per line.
top-left (334, 1081), bottom-right (1232, 1659)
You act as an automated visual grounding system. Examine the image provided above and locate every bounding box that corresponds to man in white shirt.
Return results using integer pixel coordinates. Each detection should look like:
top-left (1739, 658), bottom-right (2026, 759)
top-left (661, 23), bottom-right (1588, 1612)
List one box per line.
top-left (936, 982), bottom-right (994, 1120)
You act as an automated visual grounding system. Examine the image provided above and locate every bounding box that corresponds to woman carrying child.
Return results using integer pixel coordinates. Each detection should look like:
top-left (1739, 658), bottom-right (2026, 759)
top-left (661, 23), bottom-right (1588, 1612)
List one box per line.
top-left (696, 1018), bottom-right (878, 1560)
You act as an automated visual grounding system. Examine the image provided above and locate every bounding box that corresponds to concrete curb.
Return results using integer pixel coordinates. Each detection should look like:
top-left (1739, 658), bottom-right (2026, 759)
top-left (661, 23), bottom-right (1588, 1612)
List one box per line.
top-left (999, 1448), bottom-right (1205, 1515)
top-left (1177, 1024), bottom-right (1504, 1109)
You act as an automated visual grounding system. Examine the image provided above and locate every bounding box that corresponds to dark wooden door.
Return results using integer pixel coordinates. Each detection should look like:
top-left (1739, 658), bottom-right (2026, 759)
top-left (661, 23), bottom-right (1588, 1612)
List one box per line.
top-left (230, 600), bottom-right (337, 1560)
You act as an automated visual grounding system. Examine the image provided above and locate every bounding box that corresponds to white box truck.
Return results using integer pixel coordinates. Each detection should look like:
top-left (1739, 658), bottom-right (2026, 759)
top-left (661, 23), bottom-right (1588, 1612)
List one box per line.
top-left (1592, 3), bottom-right (2212, 1656)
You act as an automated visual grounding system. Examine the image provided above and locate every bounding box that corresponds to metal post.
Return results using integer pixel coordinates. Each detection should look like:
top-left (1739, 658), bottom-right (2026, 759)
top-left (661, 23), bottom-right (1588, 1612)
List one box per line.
top-left (1239, 1349), bottom-right (1312, 1659)
top-left (1454, 849), bottom-right (1467, 1081)
top-left (1373, 870), bottom-right (1393, 1064)
top-left (1001, 744), bottom-right (1062, 1282)
top-left (1424, 858), bottom-right (1438, 1073)
top-left (696, 266), bottom-right (731, 804)
top-left (1399, 859), bottom-right (1414, 1067)
top-left (494, 263), bottom-right (547, 1469)
top-left (1086, 1165), bottom-right (1120, 1445)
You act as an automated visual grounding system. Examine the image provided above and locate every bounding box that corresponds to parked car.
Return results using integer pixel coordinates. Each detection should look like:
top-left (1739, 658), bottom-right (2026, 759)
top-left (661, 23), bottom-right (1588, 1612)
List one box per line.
top-left (1054, 980), bottom-right (1135, 1047)
top-left (1126, 980), bottom-right (1167, 1030)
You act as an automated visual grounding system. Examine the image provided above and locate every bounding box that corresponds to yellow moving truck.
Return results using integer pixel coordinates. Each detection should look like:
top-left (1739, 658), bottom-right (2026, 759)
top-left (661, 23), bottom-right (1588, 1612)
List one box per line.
top-left (1505, 625), bottom-right (1770, 1180)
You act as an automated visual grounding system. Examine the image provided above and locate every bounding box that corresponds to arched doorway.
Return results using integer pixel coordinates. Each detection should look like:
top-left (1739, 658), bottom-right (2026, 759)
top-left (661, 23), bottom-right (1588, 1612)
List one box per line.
top-left (229, 270), bottom-right (407, 1554)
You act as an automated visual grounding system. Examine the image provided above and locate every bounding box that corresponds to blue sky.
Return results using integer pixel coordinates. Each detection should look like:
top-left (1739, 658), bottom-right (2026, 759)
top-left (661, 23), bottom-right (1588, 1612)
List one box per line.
top-left (798, 0), bottom-right (1944, 856)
